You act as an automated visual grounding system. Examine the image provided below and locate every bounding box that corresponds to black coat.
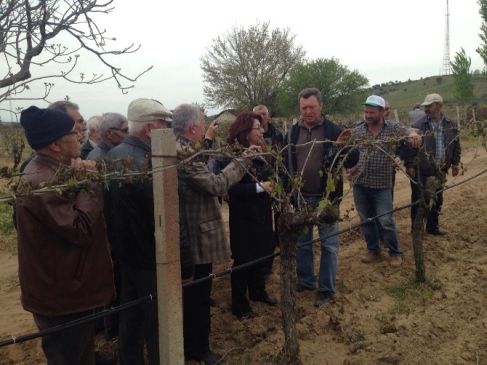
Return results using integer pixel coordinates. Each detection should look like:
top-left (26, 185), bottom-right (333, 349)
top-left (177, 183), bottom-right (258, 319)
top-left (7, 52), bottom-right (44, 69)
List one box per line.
top-left (217, 157), bottom-right (275, 262)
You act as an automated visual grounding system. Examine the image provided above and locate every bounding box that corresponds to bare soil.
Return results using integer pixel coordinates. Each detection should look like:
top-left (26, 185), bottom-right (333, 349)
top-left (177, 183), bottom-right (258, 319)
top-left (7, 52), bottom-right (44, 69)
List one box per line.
top-left (1, 147), bottom-right (487, 364)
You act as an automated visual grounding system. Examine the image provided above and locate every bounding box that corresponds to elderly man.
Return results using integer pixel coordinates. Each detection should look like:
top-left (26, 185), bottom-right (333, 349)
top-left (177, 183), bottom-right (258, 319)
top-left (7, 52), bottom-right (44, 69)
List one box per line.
top-left (16, 106), bottom-right (115, 365)
top-left (406, 93), bottom-right (461, 235)
top-left (87, 112), bottom-right (128, 161)
top-left (352, 95), bottom-right (420, 268)
top-left (48, 100), bottom-right (87, 143)
top-left (252, 104), bottom-right (284, 280)
top-left (284, 88), bottom-right (358, 307)
top-left (81, 115), bottom-right (102, 159)
top-left (107, 98), bottom-right (193, 365)
top-left (172, 103), bottom-right (254, 365)
top-left (408, 102), bottom-right (426, 126)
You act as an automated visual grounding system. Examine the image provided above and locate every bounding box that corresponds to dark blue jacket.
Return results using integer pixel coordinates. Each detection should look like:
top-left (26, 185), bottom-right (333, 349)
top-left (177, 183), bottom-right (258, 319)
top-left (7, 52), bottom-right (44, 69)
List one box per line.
top-left (284, 117), bottom-right (358, 206)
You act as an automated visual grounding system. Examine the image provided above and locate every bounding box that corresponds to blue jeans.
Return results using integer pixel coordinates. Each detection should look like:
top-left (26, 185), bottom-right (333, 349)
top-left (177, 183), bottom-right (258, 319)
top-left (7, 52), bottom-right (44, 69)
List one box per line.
top-left (296, 196), bottom-right (339, 294)
top-left (353, 185), bottom-right (402, 256)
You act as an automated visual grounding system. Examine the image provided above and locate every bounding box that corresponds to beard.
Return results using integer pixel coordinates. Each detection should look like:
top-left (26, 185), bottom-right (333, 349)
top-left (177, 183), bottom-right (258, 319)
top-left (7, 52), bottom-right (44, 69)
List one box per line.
top-left (366, 116), bottom-right (381, 125)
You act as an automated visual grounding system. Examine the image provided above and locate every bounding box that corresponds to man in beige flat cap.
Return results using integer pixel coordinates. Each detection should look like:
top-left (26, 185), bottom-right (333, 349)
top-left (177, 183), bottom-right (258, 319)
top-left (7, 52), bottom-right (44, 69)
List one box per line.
top-left (106, 98), bottom-right (194, 365)
top-left (406, 93), bottom-right (461, 236)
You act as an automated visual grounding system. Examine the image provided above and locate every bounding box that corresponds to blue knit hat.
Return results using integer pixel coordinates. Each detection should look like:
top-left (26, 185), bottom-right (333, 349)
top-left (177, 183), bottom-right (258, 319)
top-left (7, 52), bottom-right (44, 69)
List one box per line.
top-left (20, 106), bottom-right (75, 150)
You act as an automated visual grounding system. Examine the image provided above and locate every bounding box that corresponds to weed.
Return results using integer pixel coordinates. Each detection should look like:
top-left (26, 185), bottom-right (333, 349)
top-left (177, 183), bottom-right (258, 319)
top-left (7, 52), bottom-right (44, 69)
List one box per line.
top-left (385, 278), bottom-right (436, 315)
top-left (0, 202), bottom-right (17, 253)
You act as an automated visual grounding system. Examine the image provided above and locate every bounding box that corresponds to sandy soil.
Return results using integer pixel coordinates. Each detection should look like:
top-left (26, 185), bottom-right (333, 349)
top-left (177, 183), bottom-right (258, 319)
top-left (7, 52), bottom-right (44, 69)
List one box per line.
top-left (1, 147), bottom-right (487, 364)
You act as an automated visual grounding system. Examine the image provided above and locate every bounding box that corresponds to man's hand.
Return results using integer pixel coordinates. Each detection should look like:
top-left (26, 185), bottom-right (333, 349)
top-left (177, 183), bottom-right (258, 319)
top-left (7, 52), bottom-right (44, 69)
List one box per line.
top-left (406, 167), bottom-right (416, 178)
top-left (407, 130), bottom-right (422, 148)
top-left (261, 181), bottom-right (274, 193)
top-left (336, 128), bottom-right (352, 147)
top-left (451, 165), bottom-right (459, 177)
top-left (71, 158), bottom-right (96, 171)
top-left (205, 120), bottom-right (219, 140)
top-left (392, 156), bottom-right (402, 168)
top-left (181, 276), bottom-right (194, 285)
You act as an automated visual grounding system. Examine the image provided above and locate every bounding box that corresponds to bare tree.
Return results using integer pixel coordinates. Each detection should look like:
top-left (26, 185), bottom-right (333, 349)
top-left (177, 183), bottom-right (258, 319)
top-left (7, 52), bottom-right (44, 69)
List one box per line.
top-left (0, 0), bottom-right (152, 111)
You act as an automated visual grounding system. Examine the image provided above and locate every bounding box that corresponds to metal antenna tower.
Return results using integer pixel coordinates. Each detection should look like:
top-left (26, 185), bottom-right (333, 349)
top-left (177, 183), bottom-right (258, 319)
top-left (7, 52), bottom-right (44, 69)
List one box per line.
top-left (442, 0), bottom-right (452, 75)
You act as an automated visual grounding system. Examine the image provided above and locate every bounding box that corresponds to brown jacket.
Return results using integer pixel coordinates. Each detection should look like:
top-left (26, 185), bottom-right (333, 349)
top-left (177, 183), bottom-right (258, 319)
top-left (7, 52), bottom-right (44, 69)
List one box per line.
top-left (15, 154), bottom-right (115, 316)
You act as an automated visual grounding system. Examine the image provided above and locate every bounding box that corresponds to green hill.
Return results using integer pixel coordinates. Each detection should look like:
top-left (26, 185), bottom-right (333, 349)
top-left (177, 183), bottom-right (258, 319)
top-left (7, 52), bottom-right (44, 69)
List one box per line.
top-left (370, 74), bottom-right (487, 121)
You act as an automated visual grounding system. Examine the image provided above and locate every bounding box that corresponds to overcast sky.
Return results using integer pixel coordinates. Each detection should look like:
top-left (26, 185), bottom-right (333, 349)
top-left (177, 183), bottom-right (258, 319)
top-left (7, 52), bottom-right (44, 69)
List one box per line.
top-left (0, 0), bottom-right (484, 121)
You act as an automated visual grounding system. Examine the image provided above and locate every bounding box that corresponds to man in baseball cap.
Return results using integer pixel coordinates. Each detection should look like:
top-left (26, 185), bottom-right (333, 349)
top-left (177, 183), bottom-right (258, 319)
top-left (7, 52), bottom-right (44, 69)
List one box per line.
top-left (407, 93), bottom-right (461, 236)
top-left (420, 93), bottom-right (443, 106)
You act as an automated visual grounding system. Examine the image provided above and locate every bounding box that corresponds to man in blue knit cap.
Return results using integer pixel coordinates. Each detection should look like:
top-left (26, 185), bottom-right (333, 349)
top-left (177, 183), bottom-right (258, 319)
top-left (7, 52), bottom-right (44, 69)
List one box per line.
top-left (15, 106), bottom-right (115, 365)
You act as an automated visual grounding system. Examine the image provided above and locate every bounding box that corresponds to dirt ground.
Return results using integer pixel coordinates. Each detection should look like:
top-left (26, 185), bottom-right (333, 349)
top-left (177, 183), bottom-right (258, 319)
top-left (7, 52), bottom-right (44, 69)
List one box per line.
top-left (1, 147), bottom-right (487, 365)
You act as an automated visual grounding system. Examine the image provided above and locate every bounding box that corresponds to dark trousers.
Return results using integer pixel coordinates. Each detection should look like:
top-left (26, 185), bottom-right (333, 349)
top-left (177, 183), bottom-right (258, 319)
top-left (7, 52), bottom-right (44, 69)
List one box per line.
top-left (410, 174), bottom-right (444, 231)
top-left (33, 310), bottom-right (95, 365)
top-left (118, 263), bottom-right (159, 365)
top-left (183, 263), bottom-right (212, 359)
top-left (104, 258), bottom-right (121, 341)
top-left (231, 260), bottom-right (266, 316)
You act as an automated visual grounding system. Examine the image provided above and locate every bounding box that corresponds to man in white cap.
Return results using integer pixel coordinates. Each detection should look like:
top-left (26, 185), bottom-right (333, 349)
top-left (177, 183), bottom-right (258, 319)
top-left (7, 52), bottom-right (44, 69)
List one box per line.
top-left (406, 93), bottom-right (461, 235)
top-left (352, 95), bottom-right (420, 268)
top-left (107, 98), bottom-right (194, 365)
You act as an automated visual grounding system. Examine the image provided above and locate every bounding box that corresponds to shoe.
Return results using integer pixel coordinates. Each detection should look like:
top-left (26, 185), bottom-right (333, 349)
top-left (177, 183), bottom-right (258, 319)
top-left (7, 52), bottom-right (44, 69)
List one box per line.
top-left (251, 294), bottom-right (278, 306)
top-left (389, 255), bottom-right (403, 268)
top-left (360, 252), bottom-right (382, 264)
top-left (95, 352), bottom-right (117, 365)
top-left (426, 229), bottom-right (447, 236)
top-left (295, 283), bottom-right (316, 293)
top-left (314, 292), bottom-right (332, 307)
top-left (187, 350), bottom-right (224, 365)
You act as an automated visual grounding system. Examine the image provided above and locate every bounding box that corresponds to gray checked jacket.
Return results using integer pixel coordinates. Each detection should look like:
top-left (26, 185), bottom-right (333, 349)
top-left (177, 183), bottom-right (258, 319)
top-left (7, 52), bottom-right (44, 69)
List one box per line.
top-left (176, 140), bottom-right (252, 265)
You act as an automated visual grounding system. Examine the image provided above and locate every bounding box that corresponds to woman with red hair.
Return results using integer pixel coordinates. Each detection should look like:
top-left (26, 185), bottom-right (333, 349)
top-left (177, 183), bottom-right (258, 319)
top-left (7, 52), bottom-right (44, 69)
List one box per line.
top-left (217, 112), bottom-right (278, 318)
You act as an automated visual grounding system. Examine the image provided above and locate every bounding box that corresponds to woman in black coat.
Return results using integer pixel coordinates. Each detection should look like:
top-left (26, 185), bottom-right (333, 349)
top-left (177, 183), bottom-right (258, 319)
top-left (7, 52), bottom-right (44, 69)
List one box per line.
top-left (218, 112), bottom-right (277, 318)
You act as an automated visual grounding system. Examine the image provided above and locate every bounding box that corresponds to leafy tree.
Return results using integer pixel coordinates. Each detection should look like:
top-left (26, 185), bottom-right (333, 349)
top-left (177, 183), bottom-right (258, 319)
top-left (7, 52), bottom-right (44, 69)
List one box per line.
top-left (200, 22), bottom-right (305, 112)
top-left (278, 58), bottom-right (369, 117)
top-left (451, 48), bottom-right (475, 106)
top-left (0, 0), bottom-right (151, 110)
top-left (477, 0), bottom-right (487, 72)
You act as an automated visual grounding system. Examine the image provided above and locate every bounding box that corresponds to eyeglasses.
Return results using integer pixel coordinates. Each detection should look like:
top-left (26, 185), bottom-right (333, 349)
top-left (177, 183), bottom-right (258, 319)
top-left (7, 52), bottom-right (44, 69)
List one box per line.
top-left (251, 125), bottom-right (264, 130)
top-left (66, 130), bottom-right (80, 136)
top-left (110, 127), bottom-right (129, 133)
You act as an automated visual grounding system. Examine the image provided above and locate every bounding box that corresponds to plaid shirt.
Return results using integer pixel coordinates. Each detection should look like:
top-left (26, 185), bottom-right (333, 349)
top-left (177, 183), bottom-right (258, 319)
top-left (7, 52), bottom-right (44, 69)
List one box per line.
top-left (352, 120), bottom-right (410, 189)
top-left (428, 117), bottom-right (446, 164)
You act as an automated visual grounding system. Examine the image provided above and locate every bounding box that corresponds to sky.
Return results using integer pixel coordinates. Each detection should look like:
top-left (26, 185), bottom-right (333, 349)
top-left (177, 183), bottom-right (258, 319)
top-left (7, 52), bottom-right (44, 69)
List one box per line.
top-left (0, 0), bottom-right (484, 122)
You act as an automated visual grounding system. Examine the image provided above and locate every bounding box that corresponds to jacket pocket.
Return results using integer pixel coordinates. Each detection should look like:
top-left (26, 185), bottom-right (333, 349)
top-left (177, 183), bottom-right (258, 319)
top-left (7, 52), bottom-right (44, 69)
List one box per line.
top-left (199, 219), bottom-right (220, 233)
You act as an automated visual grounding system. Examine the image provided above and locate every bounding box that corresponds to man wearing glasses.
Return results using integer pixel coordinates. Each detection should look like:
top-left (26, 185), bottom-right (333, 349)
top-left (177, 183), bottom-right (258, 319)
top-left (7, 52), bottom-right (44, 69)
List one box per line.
top-left (16, 106), bottom-right (115, 364)
top-left (87, 112), bottom-right (129, 161)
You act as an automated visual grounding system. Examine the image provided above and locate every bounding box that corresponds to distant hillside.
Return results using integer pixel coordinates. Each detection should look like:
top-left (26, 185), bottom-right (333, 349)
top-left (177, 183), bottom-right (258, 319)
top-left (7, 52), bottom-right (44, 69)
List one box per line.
top-left (370, 74), bottom-right (487, 121)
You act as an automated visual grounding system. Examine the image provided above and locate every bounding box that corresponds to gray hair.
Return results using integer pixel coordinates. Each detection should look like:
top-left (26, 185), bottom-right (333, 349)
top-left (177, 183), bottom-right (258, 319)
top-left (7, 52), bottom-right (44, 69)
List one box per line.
top-left (297, 88), bottom-right (322, 103)
top-left (128, 120), bottom-right (155, 134)
top-left (86, 115), bottom-right (101, 132)
top-left (48, 100), bottom-right (79, 112)
top-left (172, 104), bottom-right (201, 135)
top-left (99, 113), bottom-right (128, 139)
top-left (413, 103), bottom-right (421, 110)
top-left (253, 105), bottom-right (268, 113)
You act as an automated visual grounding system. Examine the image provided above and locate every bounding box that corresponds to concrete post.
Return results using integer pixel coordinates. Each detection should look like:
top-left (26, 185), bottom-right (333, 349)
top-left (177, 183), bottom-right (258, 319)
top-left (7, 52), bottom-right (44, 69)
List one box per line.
top-left (151, 129), bottom-right (184, 365)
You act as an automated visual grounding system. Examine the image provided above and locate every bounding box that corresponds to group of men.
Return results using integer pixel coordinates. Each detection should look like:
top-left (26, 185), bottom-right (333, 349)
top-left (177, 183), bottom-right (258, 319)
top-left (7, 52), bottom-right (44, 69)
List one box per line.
top-left (13, 86), bottom-right (460, 365)
top-left (288, 90), bottom-right (460, 309)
